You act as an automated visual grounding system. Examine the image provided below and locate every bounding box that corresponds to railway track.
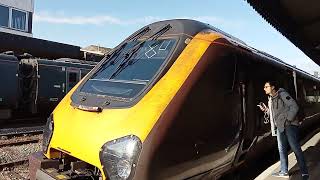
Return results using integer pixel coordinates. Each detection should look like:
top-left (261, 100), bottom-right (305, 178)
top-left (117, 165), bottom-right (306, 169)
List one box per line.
top-left (0, 125), bottom-right (44, 136)
top-left (0, 135), bottom-right (41, 148)
top-left (0, 116), bottom-right (45, 136)
top-left (0, 158), bottom-right (29, 170)
top-left (0, 131), bottom-right (43, 179)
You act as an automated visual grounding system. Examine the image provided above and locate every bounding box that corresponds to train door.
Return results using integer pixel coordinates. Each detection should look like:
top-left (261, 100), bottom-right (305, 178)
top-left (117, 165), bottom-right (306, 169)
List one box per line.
top-left (66, 68), bottom-right (80, 92)
top-left (247, 74), bottom-right (269, 138)
top-left (229, 55), bottom-right (262, 164)
top-left (37, 63), bottom-right (66, 115)
top-left (241, 58), bottom-right (278, 148)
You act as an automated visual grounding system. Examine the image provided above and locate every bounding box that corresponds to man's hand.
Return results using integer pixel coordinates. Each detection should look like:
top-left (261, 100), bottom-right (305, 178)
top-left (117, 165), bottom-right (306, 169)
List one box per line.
top-left (257, 102), bottom-right (268, 112)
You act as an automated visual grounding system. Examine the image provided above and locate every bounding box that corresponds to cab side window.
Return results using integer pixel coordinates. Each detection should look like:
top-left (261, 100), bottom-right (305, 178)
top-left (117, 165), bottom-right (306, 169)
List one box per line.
top-left (67, 70), bottom-right (79, 92)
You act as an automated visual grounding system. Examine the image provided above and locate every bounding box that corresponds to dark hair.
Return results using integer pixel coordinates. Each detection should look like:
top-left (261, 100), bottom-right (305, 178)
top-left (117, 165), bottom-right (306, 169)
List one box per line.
top-left (266, 80), bottom-right (279, 91)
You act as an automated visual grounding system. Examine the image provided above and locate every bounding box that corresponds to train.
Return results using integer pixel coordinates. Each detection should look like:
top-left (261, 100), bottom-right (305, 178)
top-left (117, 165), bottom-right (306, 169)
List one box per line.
top-left (29, 19), bottom-right (320, 180)
top-left (0, 53), bottom-right (97, 122)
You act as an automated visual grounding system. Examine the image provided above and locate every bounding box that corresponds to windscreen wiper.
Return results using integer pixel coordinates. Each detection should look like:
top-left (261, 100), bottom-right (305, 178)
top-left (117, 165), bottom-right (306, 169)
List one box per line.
top-left (125, 24), bottom-right (172, 58)
top-left (94, 26), bottom-right (151, 75)
top-left (109, 24), bottom-right (172, 79)
top-left (93, 43), bottom-right (127, 75)
top-left (105, 26), bottom-right (151, 62)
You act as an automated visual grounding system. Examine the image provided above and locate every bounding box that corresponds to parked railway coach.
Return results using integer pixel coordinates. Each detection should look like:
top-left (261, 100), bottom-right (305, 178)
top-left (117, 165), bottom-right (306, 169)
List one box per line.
top-left (0, 54), bottom-right (97, 121)
top-left (30, 19), bottom-right (320, 180)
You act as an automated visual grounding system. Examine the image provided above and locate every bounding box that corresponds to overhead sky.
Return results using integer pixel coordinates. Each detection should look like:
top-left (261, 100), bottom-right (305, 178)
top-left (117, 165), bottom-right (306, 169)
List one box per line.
top-left (33, 0), bottom-right (320, 74)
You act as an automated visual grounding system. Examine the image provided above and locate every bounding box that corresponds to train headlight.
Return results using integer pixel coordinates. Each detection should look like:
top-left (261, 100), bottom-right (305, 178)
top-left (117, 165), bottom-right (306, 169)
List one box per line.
top-left (42, 114), bottom-right (54, 153)
top-left (99, 135), bottom-right (142, 180)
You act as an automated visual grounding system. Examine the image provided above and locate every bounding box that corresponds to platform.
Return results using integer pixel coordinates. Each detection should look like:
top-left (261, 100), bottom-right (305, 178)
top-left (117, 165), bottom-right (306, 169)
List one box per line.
top-left (255, 130), bottom-right (320, 180)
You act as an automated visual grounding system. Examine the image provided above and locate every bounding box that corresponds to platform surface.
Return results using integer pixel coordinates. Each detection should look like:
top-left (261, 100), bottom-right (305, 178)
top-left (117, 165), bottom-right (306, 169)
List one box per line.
top-left (255, 131), bottom-right (320, 180)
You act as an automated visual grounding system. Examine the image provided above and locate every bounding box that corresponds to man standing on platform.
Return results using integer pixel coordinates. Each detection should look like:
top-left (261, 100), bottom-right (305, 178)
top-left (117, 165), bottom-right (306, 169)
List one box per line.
top-left (259, 80), bottom-right (309, 180)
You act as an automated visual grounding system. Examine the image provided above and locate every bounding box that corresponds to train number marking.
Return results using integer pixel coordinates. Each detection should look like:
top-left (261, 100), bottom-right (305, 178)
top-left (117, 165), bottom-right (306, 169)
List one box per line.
top-left (49, 98), bottom-right (59, 102)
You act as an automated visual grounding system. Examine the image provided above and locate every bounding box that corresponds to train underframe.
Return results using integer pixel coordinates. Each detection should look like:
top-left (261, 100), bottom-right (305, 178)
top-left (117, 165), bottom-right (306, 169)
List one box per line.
top-left (29, 152), bottom-right (102, 180)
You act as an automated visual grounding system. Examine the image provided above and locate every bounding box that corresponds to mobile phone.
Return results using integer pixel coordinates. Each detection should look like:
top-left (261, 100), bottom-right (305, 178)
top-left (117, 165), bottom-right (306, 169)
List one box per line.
top-left (260, 102), bottom-right (267, 108)
top-left (257, 102), bottom-right (266, 109)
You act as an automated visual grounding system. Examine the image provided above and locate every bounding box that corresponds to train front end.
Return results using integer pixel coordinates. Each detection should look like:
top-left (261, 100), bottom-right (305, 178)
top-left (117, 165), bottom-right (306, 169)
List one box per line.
top-left (29, 19), bottom-right (226, 180)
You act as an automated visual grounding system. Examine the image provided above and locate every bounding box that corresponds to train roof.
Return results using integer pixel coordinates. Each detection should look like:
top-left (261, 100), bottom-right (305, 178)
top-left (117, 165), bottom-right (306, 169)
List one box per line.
top-left (134, 19), bottom-right (246, 45)
top-left (245, 0), bottom-right (320, 66)
top-left (152, 19), bottom-right (320, 82)
top-left (221, 30), bottom-right (320, 82)
top-left (0, 53), bottom-right (98, 67)
top-left (116, 19), bottom-right (320, 82)
top-left (33, 58), bottom-right (98, 67)
top-left (253, 49), bottom-right (320, 82)
top-left (0, 32), bottom-right (83, 60)
top-left (133, 19), bottom-right (209, 39)
top-left (0, 53), bottom-right (19, 61)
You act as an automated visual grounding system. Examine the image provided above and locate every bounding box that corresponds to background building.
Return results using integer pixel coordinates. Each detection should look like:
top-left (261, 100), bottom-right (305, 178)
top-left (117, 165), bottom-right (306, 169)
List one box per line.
top-left (0, 0), bottom-right (108, 61)
top-left (0, 0), bottom-right (34, 37)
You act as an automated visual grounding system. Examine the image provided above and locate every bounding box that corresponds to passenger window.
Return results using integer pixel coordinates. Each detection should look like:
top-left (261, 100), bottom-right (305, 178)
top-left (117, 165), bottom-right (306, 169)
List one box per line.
top-left (304, 83), bottom-right (320, 103)
top-left (69, 72), bottom-right (78, 83)
top-left (67, 71), bottom-right (79, 92)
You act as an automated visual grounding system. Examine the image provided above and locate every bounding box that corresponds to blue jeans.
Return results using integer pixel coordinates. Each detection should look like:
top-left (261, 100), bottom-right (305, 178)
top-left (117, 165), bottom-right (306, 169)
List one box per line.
top-left (276, 125), bottom-right (308, 175)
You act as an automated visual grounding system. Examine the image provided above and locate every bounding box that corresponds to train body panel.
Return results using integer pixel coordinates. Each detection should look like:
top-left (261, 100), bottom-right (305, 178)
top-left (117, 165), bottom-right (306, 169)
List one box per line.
top-left (0, 54), bottom-right (19, 107)
top-left (34, 19), bottom-right (320, 180)
top-left (0, 54), bottom-right (19, 119)
top-left (36, 59), bottom-right (95, 116)
top-left (0, 55), bottom-right (96, 120)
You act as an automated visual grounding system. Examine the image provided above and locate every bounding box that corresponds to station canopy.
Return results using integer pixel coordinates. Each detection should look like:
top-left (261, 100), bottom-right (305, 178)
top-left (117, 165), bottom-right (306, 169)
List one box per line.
top-left (246, 0), bottom-right (320, 66)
